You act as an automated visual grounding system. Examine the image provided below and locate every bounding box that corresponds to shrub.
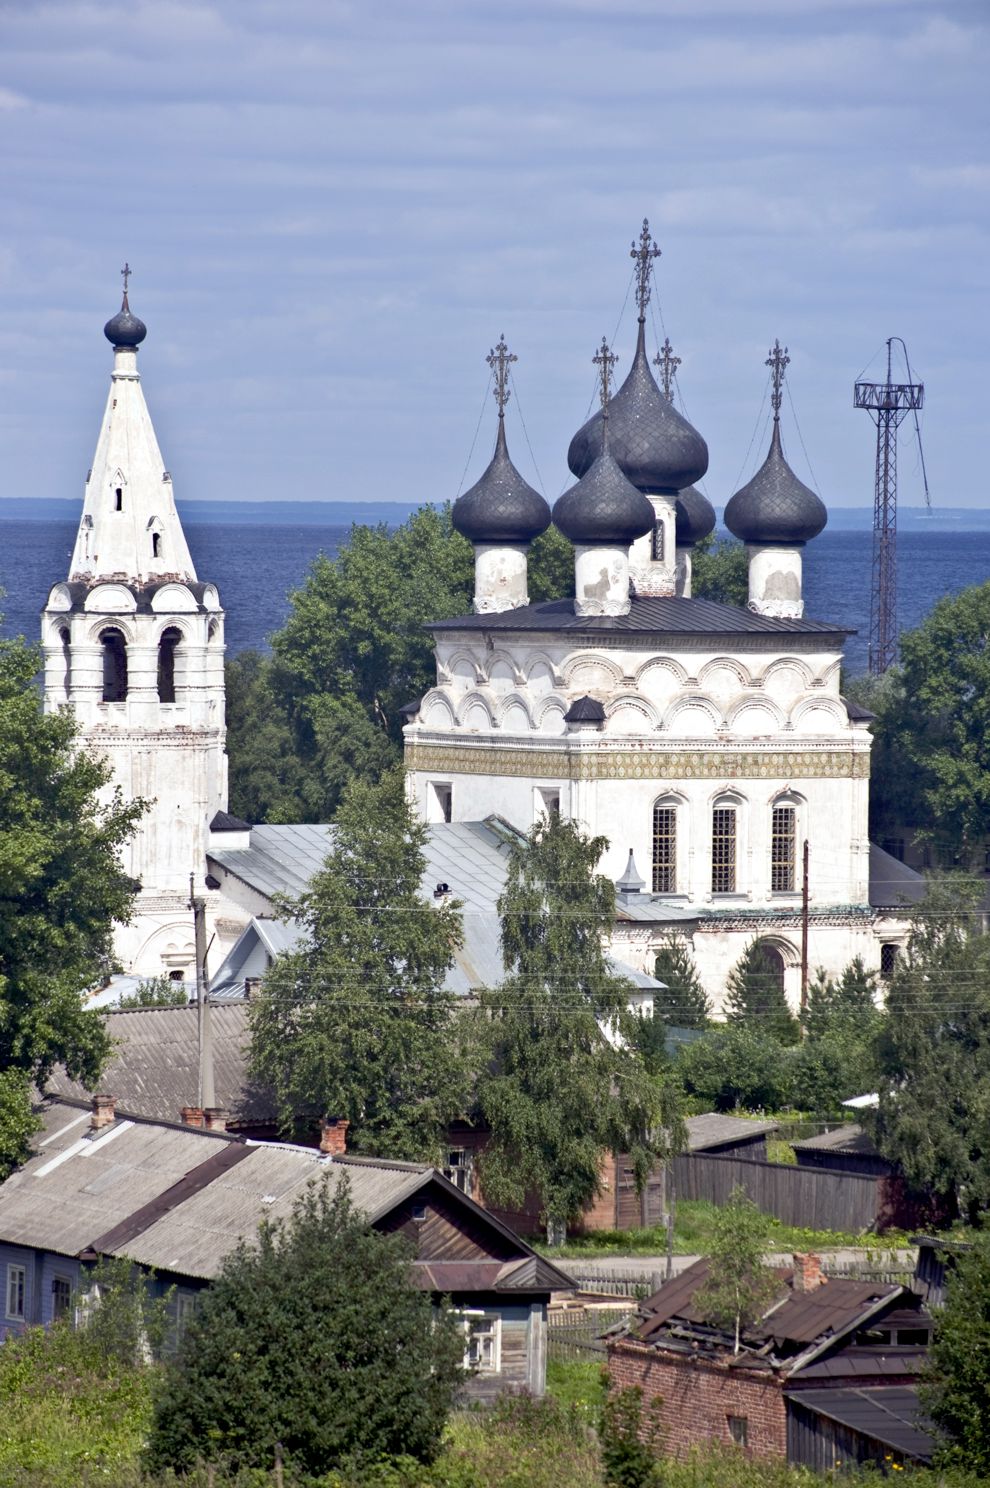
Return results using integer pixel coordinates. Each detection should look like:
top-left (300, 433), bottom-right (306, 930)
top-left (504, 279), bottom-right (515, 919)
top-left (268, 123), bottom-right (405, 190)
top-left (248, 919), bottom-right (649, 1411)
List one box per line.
top-left (601, 1385), bottom-right (664, 1488)
top-left (677, 1024), bottom-right (791, 1111)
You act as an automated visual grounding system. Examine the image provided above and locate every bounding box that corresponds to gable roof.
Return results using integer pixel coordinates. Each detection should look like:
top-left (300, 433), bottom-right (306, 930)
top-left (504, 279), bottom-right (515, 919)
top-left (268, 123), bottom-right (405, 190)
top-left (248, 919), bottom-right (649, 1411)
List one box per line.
top-left (786, 1387), bottom-right (933, 1463)
top-left (684, 1113), bottom-right (778, 1152)
top-left (428, 595), bottom-right (849, 643)
top-left (0, 1099), bottom-right (573, 1293)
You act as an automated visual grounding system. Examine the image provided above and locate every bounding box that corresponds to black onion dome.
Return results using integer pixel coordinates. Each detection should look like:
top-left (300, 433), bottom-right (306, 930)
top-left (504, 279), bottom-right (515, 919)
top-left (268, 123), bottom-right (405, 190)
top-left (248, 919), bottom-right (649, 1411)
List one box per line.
top-left (104, 292), bottom-right (147, 348)
top-left (675, 485), bottom-right (716, 547)
top-left (724, 421), bottom-right (827, 545)
top-left (553, 439), bottom-right (655, 545)
top-left (567, 321), bottom-right (709, 493)
top-left (452, 419), bottom-right (551, 544)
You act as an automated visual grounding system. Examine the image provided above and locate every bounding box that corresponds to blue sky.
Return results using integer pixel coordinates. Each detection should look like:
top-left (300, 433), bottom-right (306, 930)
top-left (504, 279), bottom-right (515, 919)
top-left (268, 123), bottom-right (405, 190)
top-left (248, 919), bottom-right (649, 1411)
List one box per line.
top-left (0, 0), bottom-right (986, 512)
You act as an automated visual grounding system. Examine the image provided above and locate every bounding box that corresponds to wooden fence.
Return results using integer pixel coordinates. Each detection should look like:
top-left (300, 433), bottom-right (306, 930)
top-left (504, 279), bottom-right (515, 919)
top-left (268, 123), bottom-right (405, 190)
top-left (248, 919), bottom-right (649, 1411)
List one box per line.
top-left (548, 1307), bottom-right (636, 1362)
top-left (672, 1153), bottom-right (883, 1233)
top-left (557, 1264), bottom-right (664, 1298)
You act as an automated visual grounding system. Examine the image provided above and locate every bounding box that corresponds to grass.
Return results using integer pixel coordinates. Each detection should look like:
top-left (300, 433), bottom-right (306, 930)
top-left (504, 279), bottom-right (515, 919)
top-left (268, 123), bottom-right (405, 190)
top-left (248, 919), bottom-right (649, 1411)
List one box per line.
top-left (537, 1200), bottom-right (914, 1259)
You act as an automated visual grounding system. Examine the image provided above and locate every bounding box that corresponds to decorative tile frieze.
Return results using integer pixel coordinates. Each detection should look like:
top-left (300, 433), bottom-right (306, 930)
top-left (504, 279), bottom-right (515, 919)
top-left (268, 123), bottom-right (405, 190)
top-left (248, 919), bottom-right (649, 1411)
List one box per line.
top-left (405, 739), bottom-right (870, 781)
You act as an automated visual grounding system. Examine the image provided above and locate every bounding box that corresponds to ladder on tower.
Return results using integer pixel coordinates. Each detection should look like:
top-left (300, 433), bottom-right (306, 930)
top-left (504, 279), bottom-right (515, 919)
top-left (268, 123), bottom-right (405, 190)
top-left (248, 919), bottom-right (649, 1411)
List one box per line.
top-left (853, 338), bottom-right (928, 676)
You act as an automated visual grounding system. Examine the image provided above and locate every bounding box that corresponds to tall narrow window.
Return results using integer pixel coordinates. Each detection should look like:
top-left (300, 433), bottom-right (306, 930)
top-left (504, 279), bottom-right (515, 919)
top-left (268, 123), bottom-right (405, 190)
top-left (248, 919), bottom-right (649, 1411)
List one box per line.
top-left (59, 627), bottom-right (71, 699)
top-left (51, 1276), bottom-right (72, 1321)
top-left (114, 487), bottom-right (123, 511)
top-left (100, 629), bottom-right (128, 702)
top-left (771, 804), bottom-right (797, 892)
top-left (6, 1265), bottom-right (25, 1320)
top-left (651, 521), bottom-right (665, 562)
top-left (652, 804), bottom-right (677, 893)
top-left (158, 627), bottom-right (181, 703)
top-left (880, 943), bottom-right (899, 981)
top-left (151, 532), bottom-right (161, 558)
top-left (711, 806), bottom-right (737, 893)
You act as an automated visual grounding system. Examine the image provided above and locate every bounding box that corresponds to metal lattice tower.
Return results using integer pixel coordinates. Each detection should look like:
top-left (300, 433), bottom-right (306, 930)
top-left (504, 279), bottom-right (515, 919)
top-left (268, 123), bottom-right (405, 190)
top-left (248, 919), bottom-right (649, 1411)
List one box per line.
top-left (854, 338), bottom-right (925, 675)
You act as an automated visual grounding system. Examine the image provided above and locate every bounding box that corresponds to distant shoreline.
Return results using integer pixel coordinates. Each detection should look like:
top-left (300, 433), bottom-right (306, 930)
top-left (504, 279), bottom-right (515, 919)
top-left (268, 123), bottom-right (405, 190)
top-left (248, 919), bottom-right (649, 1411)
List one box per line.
top-left (2, 497), bottom-right (989, 531)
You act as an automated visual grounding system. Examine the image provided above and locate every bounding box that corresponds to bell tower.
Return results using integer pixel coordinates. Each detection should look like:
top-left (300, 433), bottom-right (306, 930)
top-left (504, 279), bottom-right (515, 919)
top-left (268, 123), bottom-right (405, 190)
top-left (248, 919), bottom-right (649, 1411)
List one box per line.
top-left (42, 270), bottom-right (228, 978)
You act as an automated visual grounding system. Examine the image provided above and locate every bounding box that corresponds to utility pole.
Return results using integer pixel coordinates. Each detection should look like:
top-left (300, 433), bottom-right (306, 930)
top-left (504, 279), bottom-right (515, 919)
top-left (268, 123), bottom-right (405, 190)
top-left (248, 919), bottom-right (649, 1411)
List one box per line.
top-left (800, 840), bottom-right (810, 1031)
top-left (190, 875), bottom-right (215, 1110)
top-left (854, 339), bottom-right (926, 676)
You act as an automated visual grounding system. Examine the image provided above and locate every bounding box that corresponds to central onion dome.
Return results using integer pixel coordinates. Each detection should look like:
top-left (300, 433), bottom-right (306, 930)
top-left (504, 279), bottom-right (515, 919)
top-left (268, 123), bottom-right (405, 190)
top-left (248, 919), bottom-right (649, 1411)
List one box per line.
top-left (104, 290), bottom-right (147, 349)
top-left (452, 417), bottom-right (551, 544)
top-left (724, 419), bottom-right (827, 545)
top-left (553, 430), bottom-right (655, 545)
top-left (675, 484), bottom-right (717, 547)
top-left (567, 320), bottom-right (709, 494)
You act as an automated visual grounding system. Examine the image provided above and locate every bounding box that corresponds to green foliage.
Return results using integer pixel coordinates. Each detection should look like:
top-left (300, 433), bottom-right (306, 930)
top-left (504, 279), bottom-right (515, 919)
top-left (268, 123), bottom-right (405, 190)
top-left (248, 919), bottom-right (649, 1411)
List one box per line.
top-left (79, 1256), bottom-right (172, 1367)
top-left (651, 936), bottom-right (710, 1029)
top-left (438, 1392), bottom-right (601, 1488)
top-left (690, 533), bottom-right (748, 608)
top-left (724, 940), bottom-right (800, 1045)
top-left (693, 1186), bottom-right (779, 1353)
top-left (871, 875), bottom-right (990, 1219)
top-left (804, 957), bottom-right (881, 1042)
top-left (117, 975), bottom-right (188, 1008)
top-left (0, 634), bottom-right (141, 1177)
top-left (677, 1023), bottom-right (792, 1112)
top-left (600, 1385), bottom-right (665, 1488)
top-left (922, 1235), bottom-right (990, 1476)
top-left (146, 1178), bottom-right (464, 1477)
top-left (249, 768), bottom-right (468, 1161)
top-left (545, 1358), bottom-right (606, 1423)
top-left (476, 815), bottom-right (685, 1239)
top-left (860, 581), bottom-right (990, 866)
top-left (529, 522), bottom-right (576, 603)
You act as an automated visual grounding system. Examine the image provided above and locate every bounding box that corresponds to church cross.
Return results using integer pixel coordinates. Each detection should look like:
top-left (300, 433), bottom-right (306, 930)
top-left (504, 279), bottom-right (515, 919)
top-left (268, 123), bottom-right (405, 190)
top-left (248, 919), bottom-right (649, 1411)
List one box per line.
top-left (486, 334), bottom-right (517, 417)
top-left (593, 336), bottom-right (618, 413)
top-left (653, 337), bottom-right (681, 402)
top-left (121, 262), bottom-right (132, 296)
top-left (767, 339), bottom-right (790, 418)
top-left (630, 218), bottom-right (661, 319)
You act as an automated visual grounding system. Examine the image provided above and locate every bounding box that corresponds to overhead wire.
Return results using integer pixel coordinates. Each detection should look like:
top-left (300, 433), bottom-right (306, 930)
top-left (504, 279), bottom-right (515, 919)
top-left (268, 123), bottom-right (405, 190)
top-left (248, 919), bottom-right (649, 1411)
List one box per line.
top-left (454, 369), bottom-right (495, 498)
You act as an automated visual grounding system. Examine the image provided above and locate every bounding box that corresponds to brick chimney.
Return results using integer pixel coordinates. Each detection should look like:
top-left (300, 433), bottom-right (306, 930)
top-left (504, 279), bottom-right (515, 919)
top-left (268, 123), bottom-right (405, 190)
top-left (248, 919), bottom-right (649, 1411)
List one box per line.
top-left (180, 1106), bottom-right (205, 1128)
top-left (90, 1095), bottom-right (116, 1131)
top-left (793, 1252), bottom-right (825, 1292)
top-left (203, 1108), bottom-right (226, 1132)
top-left (320, 1117), bottom-right (349, 1156)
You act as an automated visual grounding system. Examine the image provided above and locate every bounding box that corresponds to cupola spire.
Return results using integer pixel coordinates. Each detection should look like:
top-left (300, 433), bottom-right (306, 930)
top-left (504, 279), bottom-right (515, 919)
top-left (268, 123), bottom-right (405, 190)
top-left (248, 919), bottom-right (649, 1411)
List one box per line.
top-left (654, 337), bottom-right (681, 402)
top-left (630, 218), bottom-right (661, 321)
top-left (767, 338), bottom-right (790, 420)
top-left (487, 333), bottom-right (516, 419)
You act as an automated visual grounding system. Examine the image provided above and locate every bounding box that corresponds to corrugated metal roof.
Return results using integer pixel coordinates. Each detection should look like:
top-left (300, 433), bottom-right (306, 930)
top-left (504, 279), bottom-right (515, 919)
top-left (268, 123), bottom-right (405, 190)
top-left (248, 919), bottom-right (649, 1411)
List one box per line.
top-left (796, 1349), bottom-right (927, 1382)
top-left (429, 595), bottom-right (849, 640)
top-left (786, 1386), bottom-right (933, 1460)
top-left (47, 1004), bottom-right (275, 1124)
top-left (209, 823), bottom-right (335, 899)
top-left (685, 1113), bottom-right (778, 1151)
top-left (792, 1124), bottom-right (878, 1157)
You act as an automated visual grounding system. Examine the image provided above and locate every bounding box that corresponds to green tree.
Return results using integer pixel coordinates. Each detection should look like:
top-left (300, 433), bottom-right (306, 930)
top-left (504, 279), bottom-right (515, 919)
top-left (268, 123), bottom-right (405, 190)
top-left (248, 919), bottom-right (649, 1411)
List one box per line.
top-left (922, 1237), bottom-right (990, 1476)
top-left (145, 1178), bottom-right (464, 1476)
top-left (677, 1023), bottom-right (792, 1112)
top-left (117, 975), bottom-right (188, 1009)
top-left (693, 1186), bottom-right (779, 1354)
top-left (871, 875), bottom-right (990, 1221)
top-left (724, 941), bottom-right (801, 1045)
top-left (652, 935), bottom-right (711, 1028)
top-left (225, 506), bottom-right (573, 824)
top-left (248, 767), bottom-right (468, 1162)
top-left (804, 957), bottom-right (881, 1042)
top-left (858, 582), bottom-right (990, 867)
top-left (0, 634), bottom-right (141, 1176)
top-left (789, 958), bottom-right (884, 1114)
top-left (476, 815), bottom-right (684, 1243)
top-left (691, 532), bottom-right (749, 607)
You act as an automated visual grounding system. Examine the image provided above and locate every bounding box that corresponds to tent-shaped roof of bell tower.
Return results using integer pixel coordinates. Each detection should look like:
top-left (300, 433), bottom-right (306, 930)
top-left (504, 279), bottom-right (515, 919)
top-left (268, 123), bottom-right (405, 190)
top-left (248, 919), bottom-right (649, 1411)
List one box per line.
top-left (68, 277), bottom-right (196, 589)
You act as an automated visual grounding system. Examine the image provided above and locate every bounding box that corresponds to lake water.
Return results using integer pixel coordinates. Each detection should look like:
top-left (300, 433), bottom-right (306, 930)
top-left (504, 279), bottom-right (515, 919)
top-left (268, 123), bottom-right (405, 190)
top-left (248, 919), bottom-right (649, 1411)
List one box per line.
top-left (3, 518), bottom-right (990, 676)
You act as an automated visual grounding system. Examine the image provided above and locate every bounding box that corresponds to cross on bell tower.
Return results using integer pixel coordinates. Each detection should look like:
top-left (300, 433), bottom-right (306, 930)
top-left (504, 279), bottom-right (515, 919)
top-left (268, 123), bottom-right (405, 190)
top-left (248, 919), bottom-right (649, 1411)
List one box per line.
top-left (486, 334), bottom-right (517, 418)
top-left (593, 336), bottom-right (618, 413)
top-left (767, 338), bottom-right (790, 420)
top-left (630, 219), bottom-right (661, 321)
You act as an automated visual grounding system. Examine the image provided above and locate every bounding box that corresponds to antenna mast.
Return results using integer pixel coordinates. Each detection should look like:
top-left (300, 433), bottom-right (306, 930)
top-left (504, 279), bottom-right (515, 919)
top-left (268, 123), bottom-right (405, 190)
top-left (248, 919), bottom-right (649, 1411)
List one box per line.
top-left (854, 338), bottom-right (925, 675)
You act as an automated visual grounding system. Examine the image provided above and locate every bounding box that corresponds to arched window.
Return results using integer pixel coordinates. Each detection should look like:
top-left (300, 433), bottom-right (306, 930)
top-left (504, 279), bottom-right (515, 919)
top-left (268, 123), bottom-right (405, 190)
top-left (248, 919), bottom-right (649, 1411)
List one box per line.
top-left (711, 802), bottom-right (737, 893)
top-left (115, 487), bottom-right (123, 511)
top-left (151, 532), bottom-right (161, 558)
top-left (157, 627), bottom-right (181, 704)
top-left (652, 800), bottom-right (677, 893)
top-left (771, 803), bottom-right (797, 892)
top-left (100, 628), bottom-right (128, 701)
top-left (59, 627), bottom-right (71, 699)
top-left (754, 942), bottom-right (786, 997)
top-left (880, 943), bottom-right (899, 981)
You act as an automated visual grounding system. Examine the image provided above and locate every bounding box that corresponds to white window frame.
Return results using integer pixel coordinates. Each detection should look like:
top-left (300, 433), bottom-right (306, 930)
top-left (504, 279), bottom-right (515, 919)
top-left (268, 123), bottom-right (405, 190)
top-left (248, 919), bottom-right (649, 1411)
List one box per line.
top-left (6, 1264), bottom-right (25, 1320)
top-left (457, 1309), bottom-right (502, 1374)
top-left (175, 1292), bottom-right (197, 1342)
top-left (51, 1273), bottom-right (73, 1322)
top-left (443, 1147), bottom-right (473, 1194)
top-left (427, 780), bottom-right (453, 824)
top-left (533, 786), bottom-right (561, 824)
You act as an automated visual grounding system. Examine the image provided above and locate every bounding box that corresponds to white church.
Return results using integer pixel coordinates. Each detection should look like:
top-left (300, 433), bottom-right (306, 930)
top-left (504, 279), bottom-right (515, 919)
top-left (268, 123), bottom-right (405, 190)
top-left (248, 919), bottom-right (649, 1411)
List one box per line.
top-left (44, 237), bottom-right (920, 1011)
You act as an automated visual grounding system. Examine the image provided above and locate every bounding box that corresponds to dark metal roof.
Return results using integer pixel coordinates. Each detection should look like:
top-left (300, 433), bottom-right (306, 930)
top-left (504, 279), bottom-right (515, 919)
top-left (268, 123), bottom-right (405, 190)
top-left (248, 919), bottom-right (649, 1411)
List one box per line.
top-left (452, 418), bottom-right (551, 544)
top-left (567, 320), bottom-right (709, 494)
top-left (685, 1112), bottom-right (778, 1152)
top-left (675, 485), bottom-right (717, 547)
top-left (563, 694), bottom-right (606, 723)
top-left (796, 1348), bottom-right (928, 1382)
top-left (553, 440), bottom-right (656, 545)
top-left (785, 1386), bottom-right (934, 1462)
top-left (869, 844), bottom-right (926, 909)
top-left (725, 419), bottom-right (828, 546)
top-left (430, 594), bottom-right (850, 641)
top-left (211, 810), bottom-right (252, 832)
top-left (792, 1124), bottom-right (879, 1157)
top-left (104, 292), bottom-right (147, 348)
top-left (55, 577), bottom-right (215, 612)
top-left (843, 697), bottom-right (877, 723)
